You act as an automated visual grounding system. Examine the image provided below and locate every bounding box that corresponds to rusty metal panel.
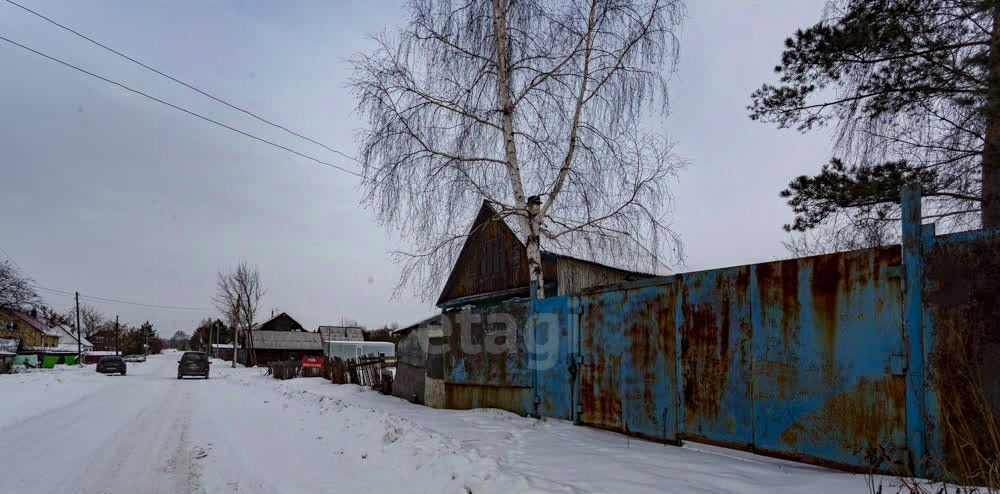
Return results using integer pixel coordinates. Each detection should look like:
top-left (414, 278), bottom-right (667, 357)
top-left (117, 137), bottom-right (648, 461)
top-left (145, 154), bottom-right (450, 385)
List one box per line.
top-left (531, 295), bottom-right (575, 420)
top-left (578, 282), bottom-right (679, 443)
top-left (442, 298), bottom-right (533, 415)
top-left (924, 228), bottom-right (1000, 478)
top-left (579, 289), bottom-right (624, 430)
top-left (752, 246), bottom-right (907, 470)
top-left (678, 266), bottom-right (754, 446)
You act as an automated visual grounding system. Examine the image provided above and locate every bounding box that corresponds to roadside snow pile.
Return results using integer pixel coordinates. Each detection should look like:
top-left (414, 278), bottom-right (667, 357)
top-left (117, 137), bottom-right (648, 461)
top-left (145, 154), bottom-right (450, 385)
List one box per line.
top-left (215, 365), bottom-right (881, 494)
top-left (0, 364), bottom-right (111, 429)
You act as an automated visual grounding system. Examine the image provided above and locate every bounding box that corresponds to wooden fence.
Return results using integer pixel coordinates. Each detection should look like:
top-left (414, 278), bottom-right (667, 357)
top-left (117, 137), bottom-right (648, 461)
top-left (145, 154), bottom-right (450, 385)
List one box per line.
top-left (326, 355), bottom-right (395, 394)
top-left (267, 360), bottom-right (302, 380)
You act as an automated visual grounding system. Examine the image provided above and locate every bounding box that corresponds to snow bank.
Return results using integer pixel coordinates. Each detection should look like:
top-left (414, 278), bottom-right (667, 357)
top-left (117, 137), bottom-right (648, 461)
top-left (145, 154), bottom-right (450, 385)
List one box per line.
top-left (211, 363), bottom-right (882, 493)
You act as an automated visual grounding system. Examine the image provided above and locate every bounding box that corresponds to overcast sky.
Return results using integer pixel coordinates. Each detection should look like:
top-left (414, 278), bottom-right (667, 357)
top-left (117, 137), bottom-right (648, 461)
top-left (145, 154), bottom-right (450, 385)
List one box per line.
top-left (0, 0), bottom-right (835, 335)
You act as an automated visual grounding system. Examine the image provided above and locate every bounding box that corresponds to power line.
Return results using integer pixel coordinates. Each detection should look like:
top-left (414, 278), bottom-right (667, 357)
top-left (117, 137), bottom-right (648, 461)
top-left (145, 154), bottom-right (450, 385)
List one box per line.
top-left (0, 34), bottom-right (372, 182)
top-left (4, 0), bottom-right (362, 166)
top-left (32, 284), bottom-right (213, 311)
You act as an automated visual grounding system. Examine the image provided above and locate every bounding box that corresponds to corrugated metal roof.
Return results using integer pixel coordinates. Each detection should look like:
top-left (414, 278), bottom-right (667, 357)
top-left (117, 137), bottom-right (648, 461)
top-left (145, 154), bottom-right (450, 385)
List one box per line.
top-left (317, 326), bottom-right (364, 342)
top-left (250, 330), bottom-right (322, 350)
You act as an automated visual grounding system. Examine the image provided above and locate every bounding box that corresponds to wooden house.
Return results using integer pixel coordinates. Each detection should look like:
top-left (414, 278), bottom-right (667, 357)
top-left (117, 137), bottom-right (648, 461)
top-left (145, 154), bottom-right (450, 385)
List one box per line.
top-left (0, 308), bottom-right (60, 349)
top-left (437, 201), bottom-right (653, 309)
top-left (250, 313), bottom-right (323, 364)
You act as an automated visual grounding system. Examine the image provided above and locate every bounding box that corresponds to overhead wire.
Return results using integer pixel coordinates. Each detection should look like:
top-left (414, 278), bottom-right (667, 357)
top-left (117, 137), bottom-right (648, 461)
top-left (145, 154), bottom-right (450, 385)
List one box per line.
top-left (0, 34), bottom-right (371, 182)
top-left (3, 0), bottom-right (362, 166)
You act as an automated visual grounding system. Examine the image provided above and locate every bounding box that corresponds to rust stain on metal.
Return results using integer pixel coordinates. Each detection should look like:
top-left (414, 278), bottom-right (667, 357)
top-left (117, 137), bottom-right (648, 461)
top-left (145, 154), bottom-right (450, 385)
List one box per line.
top-left (810, 253), bottom-right (842, 366)
top-left (779, 375), bottom-right (905, 452)
top-left (681, 293), bottom-right (728, 421)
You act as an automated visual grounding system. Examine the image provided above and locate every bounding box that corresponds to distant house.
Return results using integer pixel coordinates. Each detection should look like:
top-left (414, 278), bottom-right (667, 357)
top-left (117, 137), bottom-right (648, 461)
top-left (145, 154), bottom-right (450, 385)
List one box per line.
top-left (0, 308), bottom-right (60, 349)
top-left (249, 313), bottom-right (322, 364)
top-left (392, 315), bottom-right (443, 406)
top-left (257, 312), bottom-right (305, 332)
top-left (50, 324), bottom-right (94, 353)
top-left (88, 329), bottom-right (119, 352)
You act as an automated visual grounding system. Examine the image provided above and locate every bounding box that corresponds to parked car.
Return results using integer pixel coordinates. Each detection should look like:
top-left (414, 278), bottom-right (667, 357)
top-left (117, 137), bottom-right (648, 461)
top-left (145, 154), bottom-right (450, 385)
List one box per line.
top-left (177, 351), bottom-right (210, 379)
top-left (123, 354), bottom-right (146, 363)
top-left (96, 356), bottom-right (127, 376)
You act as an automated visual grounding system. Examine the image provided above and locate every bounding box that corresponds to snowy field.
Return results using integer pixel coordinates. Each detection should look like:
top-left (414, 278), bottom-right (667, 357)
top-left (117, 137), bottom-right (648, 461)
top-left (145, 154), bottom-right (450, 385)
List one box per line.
top-left (0, 353), bottom-right (887, 493)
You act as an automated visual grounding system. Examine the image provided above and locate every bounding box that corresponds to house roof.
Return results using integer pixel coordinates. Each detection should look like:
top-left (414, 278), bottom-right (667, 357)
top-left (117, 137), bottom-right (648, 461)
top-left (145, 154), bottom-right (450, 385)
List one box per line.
top-left (436, 201), bottom-right (656, 305)
top-left (394, 314), bottom-right (442, 335)
top-left (257, 312), bottom-right (306, 332)
top-left (4, 309), bottom-right (61, 337)
top-left (51, 324), bottom-right (94, 348)
top-left (250, 330), bottom-right (322, 351)
top-left (317, 326), bottom-right (364, 342)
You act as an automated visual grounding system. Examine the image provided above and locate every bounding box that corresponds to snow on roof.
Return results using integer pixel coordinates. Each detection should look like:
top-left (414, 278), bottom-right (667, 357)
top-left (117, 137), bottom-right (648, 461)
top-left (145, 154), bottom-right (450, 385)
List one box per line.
top-left (395, 315), bottom-right (442, 335)
top-left (0, 337), bottom-right (19, 353)
top-left (50, 324), bottom-right (93, 348)
top-left (317, 326), bottom-right (364, 342)
top-left (250, 330), bottom-right (323, 351)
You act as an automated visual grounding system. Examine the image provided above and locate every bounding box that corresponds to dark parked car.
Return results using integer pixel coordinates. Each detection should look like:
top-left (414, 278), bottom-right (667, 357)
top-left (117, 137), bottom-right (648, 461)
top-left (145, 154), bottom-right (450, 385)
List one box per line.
top-left (96, 356), bottom-right (126, 376)
top-left (177, 351), bottom-right (210, 379)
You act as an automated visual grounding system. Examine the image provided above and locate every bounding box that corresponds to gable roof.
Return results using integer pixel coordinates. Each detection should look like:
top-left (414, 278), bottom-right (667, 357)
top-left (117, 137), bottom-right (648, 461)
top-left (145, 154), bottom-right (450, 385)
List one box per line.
top-left (3, 309), bottom-right (60, 337)
top-left (436, 201), bottom-right (529, 305)
top-left (257, 312), bottom-right (305, 332)
top-left (51, 324), bottom-right (94, 348)
top-left (436, 201), bottom-right (656, 306)
top-left (250, 330), bottom-right (322, 351)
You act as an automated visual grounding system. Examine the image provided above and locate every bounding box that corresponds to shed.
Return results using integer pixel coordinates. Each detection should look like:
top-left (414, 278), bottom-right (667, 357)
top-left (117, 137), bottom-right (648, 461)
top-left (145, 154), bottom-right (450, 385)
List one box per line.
top-left (391, 315), bottom-right (442, 405)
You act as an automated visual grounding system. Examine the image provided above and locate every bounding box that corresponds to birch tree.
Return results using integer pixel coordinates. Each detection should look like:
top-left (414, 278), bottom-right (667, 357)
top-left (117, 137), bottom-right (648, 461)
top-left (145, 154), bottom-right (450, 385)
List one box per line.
top-left (213, 262), bottom-right (264, 367)
top-left (352, 0), bottom-right (685, 297)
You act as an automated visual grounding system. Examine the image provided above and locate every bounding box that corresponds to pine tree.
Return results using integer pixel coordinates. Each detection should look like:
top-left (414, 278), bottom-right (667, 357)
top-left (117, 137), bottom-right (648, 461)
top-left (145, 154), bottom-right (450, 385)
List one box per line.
top-left (750, 0), bottom-right (1000, 250)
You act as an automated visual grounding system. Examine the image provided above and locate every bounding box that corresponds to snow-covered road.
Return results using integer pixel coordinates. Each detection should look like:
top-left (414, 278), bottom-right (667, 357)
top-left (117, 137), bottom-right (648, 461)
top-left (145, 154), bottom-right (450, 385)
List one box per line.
top-left (0, 354), bottom-right (885, 493)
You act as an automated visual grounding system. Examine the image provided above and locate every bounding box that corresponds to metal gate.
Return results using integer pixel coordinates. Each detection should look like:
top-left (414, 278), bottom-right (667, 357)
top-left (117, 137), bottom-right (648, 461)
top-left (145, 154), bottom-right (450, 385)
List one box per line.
top-left (577, 281), bottom-right (679, 443)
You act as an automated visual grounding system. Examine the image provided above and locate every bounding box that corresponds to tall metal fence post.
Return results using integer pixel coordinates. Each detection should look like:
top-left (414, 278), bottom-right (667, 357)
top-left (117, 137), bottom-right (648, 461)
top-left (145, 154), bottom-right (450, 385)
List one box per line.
top-left (901, 183), bottom-right (927, 475)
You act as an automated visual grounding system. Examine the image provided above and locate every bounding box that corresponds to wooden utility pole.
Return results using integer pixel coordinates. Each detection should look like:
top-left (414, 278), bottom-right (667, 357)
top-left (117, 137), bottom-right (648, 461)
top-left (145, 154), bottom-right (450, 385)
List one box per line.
top-left (75, 292), bottom-right (81, 365)
top-left (232, 323), bottom-right (238, 368)
top-left (115, 315), bottom-right (119, 356)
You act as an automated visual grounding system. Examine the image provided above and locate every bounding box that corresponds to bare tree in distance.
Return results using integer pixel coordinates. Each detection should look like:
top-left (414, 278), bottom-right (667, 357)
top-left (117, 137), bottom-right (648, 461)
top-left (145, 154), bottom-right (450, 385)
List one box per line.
top-left (352, 0), bottom-right (686, 298)
top-left (66, 303), bottom-right (105, 337)
top-left (213, 262), bottom-right (264, 367)
top-left (0, 260), bottom-right (41, 310)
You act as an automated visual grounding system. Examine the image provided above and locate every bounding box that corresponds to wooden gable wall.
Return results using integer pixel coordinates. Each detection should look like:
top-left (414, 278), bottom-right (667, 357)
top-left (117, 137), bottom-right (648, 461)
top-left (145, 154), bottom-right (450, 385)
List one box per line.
top-left (437, 203), bottom-right (556, 305)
